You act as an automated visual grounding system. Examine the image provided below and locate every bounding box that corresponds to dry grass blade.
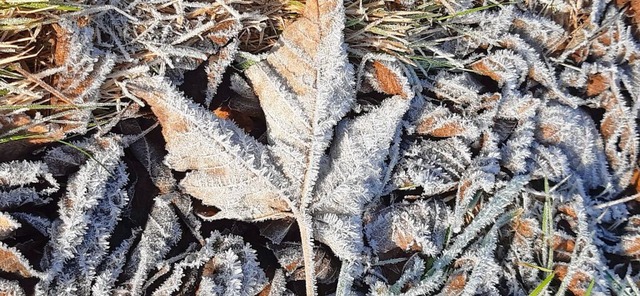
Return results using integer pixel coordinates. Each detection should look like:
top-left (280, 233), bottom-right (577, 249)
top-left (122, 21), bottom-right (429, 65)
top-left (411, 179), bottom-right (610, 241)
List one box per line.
top-left (0, 1), bottom-right (87, 155)
top-left (239, 0), bottom-right (511, 73)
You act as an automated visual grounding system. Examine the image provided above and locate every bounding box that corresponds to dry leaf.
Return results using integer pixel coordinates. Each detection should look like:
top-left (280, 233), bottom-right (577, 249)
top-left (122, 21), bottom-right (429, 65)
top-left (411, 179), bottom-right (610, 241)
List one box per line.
top-left (128, 77), bottom-right (292, 221)
top-left (0, 242), bottom-right (38, 278)
top-left (415, 104), bottom-right (477, 138)
top-left (213, 106), bottom-right (254, 133)
top-left (0, 213), bottom-right (20, 240)
top-left (554, 264), bottom-right (593, 296)
top-left (365, 200), bottom-right (449, 256)
top-left (0, 278), bottom-right (25, 296)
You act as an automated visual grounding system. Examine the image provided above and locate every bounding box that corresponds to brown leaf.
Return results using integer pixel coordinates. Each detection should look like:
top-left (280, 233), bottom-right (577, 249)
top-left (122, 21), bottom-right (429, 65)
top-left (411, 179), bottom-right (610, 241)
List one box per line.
top-left (615, 0), bottom-right (640, 38)
top-left (201, 257), bottom-right (217, 278)
top-left (471, 59), bottom-right (504, 84)
top-left (272, 243), bottom-right (339, 284)
top-left (415, 106), bottom-right (471, 138)
top-left (0, 243), bottom-right (36, 278)
top-left (365, 200), bottom-right (449, 256)
top-left (52, 23), bottom-right (70, 67)
top-left (586, 73), bottom-right (610, 97)
top-left (213, 106), bottom-right (254, 133)
top-left (553, 264), bottom-right (593, 296)
top-left (553, 233), bottom-right (576, 262)
top-left (622, 234), bottom-right (640, 257)
top-left (598, 91), bottom-right (638, 189)
top-left (205, 20), bottom-right (242, 105)
top-left (369, 61), bottom-right (410, 98)
top-left (417, 120), bottom-right (466, 138)
top-left (213, 105), bottom-right (253, 132)
top-left (244, 0), bottom-right (356, 195)
top-left (631, 168), bottom-right (640, 194)
top-left (511, 217), bottom-right (538, 245)
top-left (0, 213), bottom-right (20, 240)
top-left (258, 269), bottom-right (287, 296)
top-left (442, 271), bottom-right (467, 296)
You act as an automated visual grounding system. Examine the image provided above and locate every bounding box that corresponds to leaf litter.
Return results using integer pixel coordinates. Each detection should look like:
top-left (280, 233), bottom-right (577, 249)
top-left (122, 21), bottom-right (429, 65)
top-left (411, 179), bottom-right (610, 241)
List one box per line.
top-left (0, 0), bottom-right (639, 295)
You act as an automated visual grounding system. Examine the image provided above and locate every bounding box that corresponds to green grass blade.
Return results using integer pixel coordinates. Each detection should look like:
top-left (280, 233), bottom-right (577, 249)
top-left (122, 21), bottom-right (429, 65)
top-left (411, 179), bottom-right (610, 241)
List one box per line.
top-left (529, 272), bottom-right (555, 296)
top-left (584, 278), bottom-right (595, 296)
top-left (55, 139), bottom-right (114, 176)
top-left (0, 1), bottom-right (82, 11)
top-left (0, 17), bottom-right (39, 30)
top-left (0, 133), bottom-right (48, 144)
top-left (518, 261), bottom-right (554, 273)
top-left (0, 68), bottom-right (23, 79)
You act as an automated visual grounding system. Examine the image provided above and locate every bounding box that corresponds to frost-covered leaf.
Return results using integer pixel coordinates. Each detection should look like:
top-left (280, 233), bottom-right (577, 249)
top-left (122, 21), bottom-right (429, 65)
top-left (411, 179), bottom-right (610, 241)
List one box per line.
top-left (0, 160), bottom-right (54, 189)
top-left (128, 76), bottom-right (292, 221)
top-left (89, 0), bottom-right (243, 81)
top-left (365, 200), bottom-right (450, 256)
top-left (312, 94), bottom-right (412, 260)
top-left (204, 20), bottom-right (242, 106)
top-left (52, 21), bottom-right (116, 135)
top-left (0, 212), bottom-right (20, 240)
top-left (134, 1), bottom-right (415, 294)
top-left (512, 13), bottom-right (566, 51)
top-left (119, 119), bottom-right (176, 194)
top-left (598, 83), bottom-right (639, 191)
top-left (414, 104), bottom-right (478, 139)
top-left (535, 104), bottom-right (610, 190)
top-left (228, 73), bottom-right (263, 117)
top-left (450, 133), bottom-right (501, 233)
top-left (38, 135), bottom-right (128, 294)
top-left (393, 138), bottom-right (472, 196)
top-left (244, 0), bottom-right (355, 198)
top-left (0, 160), bottom-right (59, 202)
top-left (385, 254), bottom-right (426, 294)
top-left (91, 230), bottom-right (138, 296)
top-left (11, 213), bottom-right (50, 237)
top-left (6, 0), bottom-right (627, 295)
top-left (471, 50), bottom-right (528, 88)
top-left (261, 269), bottom-right (288, 296)
top-left (499, 116), bottom-right (536, 174)
top-left (429, 72), bottom-right (484, 108)
top-left (150, 231), bottom-right (266, 296)
top-left (258, 218), bottom-right (295, 245)
top-left (0, 188), bottom-right (50, 211)
top-left (402, 206), bottom-right (523, 295)
top-left (363, 60), bottom-right (413, 98)
top-left (0, 241), bottom-right (39, 278)
top-left (121, 195), bottom-right (182, 295)
top-left (0, 278), bottom-right (25, 296)
top-left (271, 243), bottom-right (339, 284)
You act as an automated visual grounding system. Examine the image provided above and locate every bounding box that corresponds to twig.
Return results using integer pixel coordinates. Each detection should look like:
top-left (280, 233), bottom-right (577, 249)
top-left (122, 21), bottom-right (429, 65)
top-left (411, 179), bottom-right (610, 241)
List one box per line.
top-left (594, 193), bottom-right (640, 210)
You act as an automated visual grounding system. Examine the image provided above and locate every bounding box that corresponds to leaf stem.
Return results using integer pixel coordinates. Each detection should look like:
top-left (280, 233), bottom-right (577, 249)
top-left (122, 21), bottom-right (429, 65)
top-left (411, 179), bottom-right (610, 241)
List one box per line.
top-left (296, 210), bottom-right (316, 296)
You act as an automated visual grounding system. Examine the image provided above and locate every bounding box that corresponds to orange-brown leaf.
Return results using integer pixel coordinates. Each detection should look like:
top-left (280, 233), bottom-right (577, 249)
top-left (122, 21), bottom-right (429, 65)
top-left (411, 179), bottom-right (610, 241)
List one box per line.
top-left (213, 106), bottom-right (254, 133)
top-left (371, 61), bottom-right (407, 97)
top-left (0, 244), bottom-right (36, 278)
top-left (586, 73), bottom-right (609, 97)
